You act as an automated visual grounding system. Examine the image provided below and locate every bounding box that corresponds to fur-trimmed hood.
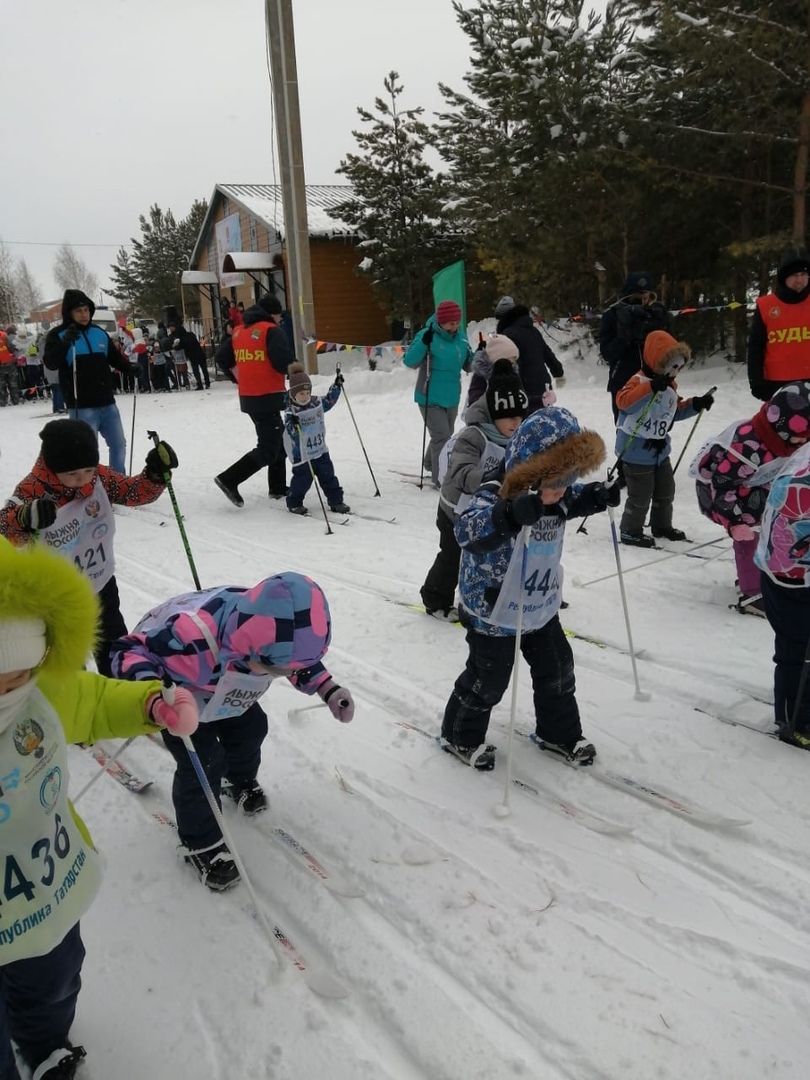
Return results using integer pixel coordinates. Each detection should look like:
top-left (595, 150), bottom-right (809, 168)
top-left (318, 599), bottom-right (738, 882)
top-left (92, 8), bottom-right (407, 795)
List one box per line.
top-left (0, 539), bottom-right (99, 676)
top-left (642, 330), bottom-right (691, 375)
top-left (500, 407), bottom-right (605, 498)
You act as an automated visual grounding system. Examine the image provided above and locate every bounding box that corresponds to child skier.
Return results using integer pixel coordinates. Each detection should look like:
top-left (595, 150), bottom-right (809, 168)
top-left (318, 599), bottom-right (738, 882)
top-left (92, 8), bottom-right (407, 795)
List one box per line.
top-left (615, 330), bottom-right (714, 547)
top-left (441, 407), bottom-right (617, 769)
top-left (283, 364), bottom-right (350, 515)
top-left (0, 540), bottom-right (197, 1080)
top-left (109, 572), bottom-right (355, 890)
top-left (421, 356), bottom-right (528, 620)
top-left (692, 381), bottom-right (810, 615)
top-left (754, 442), bottom-right (810, 746)
top-left (0, 419), bottom-right (178, 676)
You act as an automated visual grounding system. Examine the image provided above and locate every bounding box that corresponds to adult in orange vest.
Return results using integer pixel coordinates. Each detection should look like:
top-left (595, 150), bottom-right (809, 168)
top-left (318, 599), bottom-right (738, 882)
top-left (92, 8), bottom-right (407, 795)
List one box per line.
top-left (214, 293), bottom-right (294, 507)
top-left (0, 328), bottom-right (21, 407)
top-left (748, 247), bottom-right (810, 401)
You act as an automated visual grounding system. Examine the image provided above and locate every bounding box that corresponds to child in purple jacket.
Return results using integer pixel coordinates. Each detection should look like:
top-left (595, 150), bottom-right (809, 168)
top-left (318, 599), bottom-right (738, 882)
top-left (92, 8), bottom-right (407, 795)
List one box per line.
top-left (110, 572), bottom-right (354, 890)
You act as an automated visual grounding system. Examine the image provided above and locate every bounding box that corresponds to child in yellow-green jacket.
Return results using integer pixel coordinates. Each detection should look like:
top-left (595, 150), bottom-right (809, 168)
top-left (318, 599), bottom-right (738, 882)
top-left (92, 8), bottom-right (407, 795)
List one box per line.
top-left (0, 540), bottom-right (199, 1080)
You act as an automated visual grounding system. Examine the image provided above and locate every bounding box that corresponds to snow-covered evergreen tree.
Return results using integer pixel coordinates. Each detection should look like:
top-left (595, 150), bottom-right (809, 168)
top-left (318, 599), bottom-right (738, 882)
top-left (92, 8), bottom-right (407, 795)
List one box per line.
top-left (329, 71), bottom-right (456, 329)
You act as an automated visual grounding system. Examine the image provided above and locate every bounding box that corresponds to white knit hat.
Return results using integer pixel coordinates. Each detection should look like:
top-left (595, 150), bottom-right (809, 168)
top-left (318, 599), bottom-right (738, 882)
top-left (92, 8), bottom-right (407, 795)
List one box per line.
top-left (485, 334), bottom-right (519, 363)
top-left (0, 618), bottom-right (47, 674)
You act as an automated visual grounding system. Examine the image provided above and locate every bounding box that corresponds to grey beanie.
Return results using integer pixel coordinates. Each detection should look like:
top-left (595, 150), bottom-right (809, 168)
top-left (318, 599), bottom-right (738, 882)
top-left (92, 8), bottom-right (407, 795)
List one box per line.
top-left (494, 295), bottom-right (515, 317)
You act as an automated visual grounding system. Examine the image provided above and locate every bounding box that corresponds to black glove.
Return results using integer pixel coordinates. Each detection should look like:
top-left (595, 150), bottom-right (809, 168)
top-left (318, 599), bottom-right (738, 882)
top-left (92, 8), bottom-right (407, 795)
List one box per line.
top-left (505, 493), bottom-right (565, 527)
top-left (584, 481), bottom-right (621, 512)
top-left (692, 393), bottom-right (714, 412)
top-left (750, 380), bottom-right (770, 402)
top-left (145, 441), bottom-right (178, 482)
top-left (422, 328), bottom-right (434, 350)
top-left (333, 370), bottom-right (344, 387)
top-left (18, 499), bottom-right (57, 532)
top-left (650, 374), bottom-right (672, 393)
top-left (63, 325), bottom-right (81, 345)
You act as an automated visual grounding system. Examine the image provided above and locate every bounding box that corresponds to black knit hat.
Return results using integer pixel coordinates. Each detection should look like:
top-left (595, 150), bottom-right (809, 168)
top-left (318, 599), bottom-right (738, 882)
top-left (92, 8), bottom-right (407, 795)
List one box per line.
top-left (40, 419), bottom-right (99, 474)
top-left (486, 359), bottom-right (528, 419)
top-left (258, 293), bottom-right (282, 317)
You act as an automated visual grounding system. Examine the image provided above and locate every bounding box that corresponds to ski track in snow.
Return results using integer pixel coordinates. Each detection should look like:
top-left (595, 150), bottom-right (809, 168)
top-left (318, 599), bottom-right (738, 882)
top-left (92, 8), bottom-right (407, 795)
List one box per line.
top-left (6, 345), bottom-right (810, 1079)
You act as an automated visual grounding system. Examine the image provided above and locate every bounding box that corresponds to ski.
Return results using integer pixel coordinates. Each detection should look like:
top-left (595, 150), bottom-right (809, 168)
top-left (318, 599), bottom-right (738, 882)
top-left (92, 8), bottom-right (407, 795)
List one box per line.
top-left (263, 825), bottom-right (365, 898)
top-left (692, 705), bottom-right (779, 739)
top-left (387, 468), bottom-right (422, 480)
top-left (522, 732), bottom-right (750, 829)
top-left (84, 743), bottom-right (152, 794)
top-left (395, 720), bottom-right (632, 836)
top-left (345, 510), bottom-right (398, 524)
top-left (145, 805), bottom-right (348, 995)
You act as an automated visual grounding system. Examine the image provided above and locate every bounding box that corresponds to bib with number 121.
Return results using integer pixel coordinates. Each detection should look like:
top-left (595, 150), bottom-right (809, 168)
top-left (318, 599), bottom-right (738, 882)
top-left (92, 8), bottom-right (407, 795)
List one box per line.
top-left (40, 477), bottom-right (116, 592)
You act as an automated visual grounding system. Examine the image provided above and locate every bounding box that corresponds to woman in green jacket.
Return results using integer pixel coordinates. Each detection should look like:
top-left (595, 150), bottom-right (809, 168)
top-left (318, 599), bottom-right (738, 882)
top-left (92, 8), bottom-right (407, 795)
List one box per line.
top-left (0, 540), bottom-right (198, 1080)
top-left (403, 301), bottom-right (472, 486)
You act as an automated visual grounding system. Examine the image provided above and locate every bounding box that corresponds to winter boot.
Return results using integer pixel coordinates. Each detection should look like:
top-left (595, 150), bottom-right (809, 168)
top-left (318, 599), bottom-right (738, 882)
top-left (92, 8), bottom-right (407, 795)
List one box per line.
top-left (329, 502), bottom-right (351, 514)
top-left (778, 727), bottom-right (810, 750)
top-left (652, 527), bottom-right (690, 542)
top-left (620, 531), bottom-right (656, 548)
top-left (732, 594), bottom-right (766, 617)
top-left (214, 475), bottom-right (244, 508)
top-left (440, 739), bottom-right (496, 770)
top-left (534, 736), bottom-right (596, 766)
top-left (215, 451), bottom-right (263, 508)
top-left (426, 605), bottom-right (460, 623)
top-left (183, 841), bottom-right (240, 891)
top-left (222, 778), bottom-right (268, 816)
top-left (288, 505), bottom-right (308, 516)
top-left (32, 1046), bottom-right (87, 1080)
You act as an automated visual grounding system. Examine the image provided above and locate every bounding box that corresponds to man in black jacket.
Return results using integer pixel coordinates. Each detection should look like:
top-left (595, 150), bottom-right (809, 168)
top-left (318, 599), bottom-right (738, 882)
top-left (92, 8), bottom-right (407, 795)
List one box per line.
top-left (43, 290), bottom-right (134, 473)
top-left (748, 247), bottom-right (810, 400)
top-left (599, 272), bottom-right (670, 421)
top-left (495, 297), bottom-right (564, 414)
top-left (167, 319), bottom-right (209, 390)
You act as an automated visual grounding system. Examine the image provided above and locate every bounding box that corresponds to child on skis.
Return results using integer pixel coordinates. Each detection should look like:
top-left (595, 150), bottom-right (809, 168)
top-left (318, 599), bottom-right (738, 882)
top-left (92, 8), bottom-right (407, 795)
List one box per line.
top-left (0, 540), bottom-right (197, 1080)
top-left (692, 381), bottom-right (810, 615)
top-left (0, 419), bottom-right (178, 676)
top-left (283, 363), bottom-right (350, 516)
top-left (109, 572), bottom-right (355, 891)
top-left (421, 354), bottom-right (528, 620)
top-left (441, 407), bottom-right (618, 770)
top-left (754, 443), bottom-right (810, 746)
top-left (615, 330), bottom-right (714, 547)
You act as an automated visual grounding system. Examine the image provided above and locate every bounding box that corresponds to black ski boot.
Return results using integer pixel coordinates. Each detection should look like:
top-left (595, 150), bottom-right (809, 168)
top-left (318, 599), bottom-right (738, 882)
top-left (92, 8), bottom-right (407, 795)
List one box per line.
top-left (620, 531), bottom-right (656, 548)
top-left (329, 502), bottom-right (351, 514)
top-left (652, 527), bottom-right (690, 542)
top-left (184, 841), bottom-right (240, 890)
top-left (534, 737), bottom-right (597, 766)
top-left (32, 1045), bottom-right (86, 1080)
top-left (440, 739), bottom-right (496, 770)
top-left (215, 451), bottom-right (264, 509)
top-left (223, 779), bottom-right (268, 816)
top-left (214, 475), bottom-right (244, 508)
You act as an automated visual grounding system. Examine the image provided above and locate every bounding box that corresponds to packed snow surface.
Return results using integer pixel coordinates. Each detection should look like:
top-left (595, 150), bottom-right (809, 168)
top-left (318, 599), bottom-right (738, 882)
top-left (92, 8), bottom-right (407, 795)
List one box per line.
top-left (3, 325), bottom-right (806, 1079)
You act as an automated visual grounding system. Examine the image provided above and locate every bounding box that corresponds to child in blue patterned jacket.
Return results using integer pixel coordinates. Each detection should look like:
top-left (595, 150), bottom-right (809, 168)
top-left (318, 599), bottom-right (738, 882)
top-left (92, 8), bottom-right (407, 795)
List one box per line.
top-left (440, 407), bottom-right (619, 770)
top-left (283, 364), bottom-right (350, 515)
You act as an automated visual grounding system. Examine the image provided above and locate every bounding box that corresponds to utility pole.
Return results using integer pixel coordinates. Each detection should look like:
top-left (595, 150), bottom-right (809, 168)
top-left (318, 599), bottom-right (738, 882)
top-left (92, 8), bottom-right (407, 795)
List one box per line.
top-left (265, 0), bottom-right (316, 372)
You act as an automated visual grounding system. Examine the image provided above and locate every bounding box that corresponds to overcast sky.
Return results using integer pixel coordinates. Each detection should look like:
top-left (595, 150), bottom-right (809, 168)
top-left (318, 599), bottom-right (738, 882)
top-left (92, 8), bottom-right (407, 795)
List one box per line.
top-left (0, 0), bottom-right (607, 305)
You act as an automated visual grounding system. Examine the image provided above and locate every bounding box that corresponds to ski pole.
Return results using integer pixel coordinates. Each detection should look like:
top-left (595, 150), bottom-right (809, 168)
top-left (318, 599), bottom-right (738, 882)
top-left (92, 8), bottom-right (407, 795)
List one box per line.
top-left (335, 364), bottom-right (380, 496)
top-left (295, 420), bottom-right (333, 535)
top-left (574, 536), bottom-right (727, 587)
top-left (605, 503), bottom-right (650, 701)
top-left (497, 525), bottom-right (531, 818)
top-left (128, 377), bottom-right (138, 475)
top-left (73, 737), bottom-right (136, 804)
top-left (672, 387), bottom-right (717, 475)
top-left (787, 633), bottom-right (810, 737)
top-left (146, 429), bottom-right (202, 588)
top-left (178, 731), bottom-right (286, 971)
top-left (419, 348), bottom-right (432, 490)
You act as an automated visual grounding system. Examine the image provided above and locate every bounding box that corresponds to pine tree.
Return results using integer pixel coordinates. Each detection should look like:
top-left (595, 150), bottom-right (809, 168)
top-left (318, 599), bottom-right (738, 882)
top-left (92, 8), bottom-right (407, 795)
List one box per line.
top-left (328, 71), bottom-right (457, 329)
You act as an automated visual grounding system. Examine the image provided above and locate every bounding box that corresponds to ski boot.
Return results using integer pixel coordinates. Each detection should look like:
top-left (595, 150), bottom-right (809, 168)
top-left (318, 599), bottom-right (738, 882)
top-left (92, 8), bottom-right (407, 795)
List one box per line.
top-left (32, 1046), bottom-right (86, 1080)
top-left (440, 739), bottom-right (496, 770)
top-left (183, 841), bottom-right (240, 891)
top-left (652, 527), bottom-right (690, 542)
top-left (425, 605), bottom-right (459, 623)
top-left (620, 531), bottom-right (656, 548)
top-left (534, 736), bottom-right (597, 767)
top-left (223, 779), bottom-right (268, 816)
top-left (329, 502), bottom-right (351, 514)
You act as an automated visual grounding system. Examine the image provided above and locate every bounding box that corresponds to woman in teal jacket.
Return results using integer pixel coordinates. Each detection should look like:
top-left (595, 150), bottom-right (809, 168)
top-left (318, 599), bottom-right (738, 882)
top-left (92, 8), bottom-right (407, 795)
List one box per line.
top-left (403, 301), bottom-right (472, 486)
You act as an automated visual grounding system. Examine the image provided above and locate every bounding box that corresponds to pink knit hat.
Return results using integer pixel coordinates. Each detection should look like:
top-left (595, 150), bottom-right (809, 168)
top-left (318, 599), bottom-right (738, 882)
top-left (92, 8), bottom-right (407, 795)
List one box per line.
top-left (485, 334), bottom-right (519, 363)
top-left (435, 300), bottom-right (462, 326)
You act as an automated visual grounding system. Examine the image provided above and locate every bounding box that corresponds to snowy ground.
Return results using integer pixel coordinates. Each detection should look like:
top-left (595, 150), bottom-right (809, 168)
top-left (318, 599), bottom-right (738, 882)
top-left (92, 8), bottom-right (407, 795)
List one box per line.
top-left (3, 328), bottom-right (808, 1080)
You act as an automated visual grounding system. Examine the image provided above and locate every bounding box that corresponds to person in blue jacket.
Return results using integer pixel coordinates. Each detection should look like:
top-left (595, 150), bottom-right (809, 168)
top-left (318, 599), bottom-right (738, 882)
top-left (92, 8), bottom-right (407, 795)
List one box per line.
top-left (43, 291), bottom-right (134, 474)
top-left (403, 300), bottom-right (472, 487)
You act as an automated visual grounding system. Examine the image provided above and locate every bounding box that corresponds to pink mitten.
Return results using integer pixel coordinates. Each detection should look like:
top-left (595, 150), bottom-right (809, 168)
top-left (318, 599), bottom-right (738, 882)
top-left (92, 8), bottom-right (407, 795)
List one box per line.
top-left (318, 680), bottom-right (355, 723)
top-left (148, 686), bottom-right (199, 735)
top-left (730, 523), bottom-right (757, 542)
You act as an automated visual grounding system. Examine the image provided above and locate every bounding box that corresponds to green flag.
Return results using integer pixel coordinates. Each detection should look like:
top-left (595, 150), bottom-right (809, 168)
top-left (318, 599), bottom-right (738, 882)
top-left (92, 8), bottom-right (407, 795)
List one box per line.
top-left (432, 260), bottom-right (466, 325)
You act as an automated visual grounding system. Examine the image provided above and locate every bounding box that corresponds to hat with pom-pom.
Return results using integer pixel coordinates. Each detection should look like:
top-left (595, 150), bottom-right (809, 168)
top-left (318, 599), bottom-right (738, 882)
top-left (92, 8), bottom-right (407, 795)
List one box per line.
top-left (485, 334), bottom-right (519, 363)
top-left (486, 359), bottom-right (528, 420)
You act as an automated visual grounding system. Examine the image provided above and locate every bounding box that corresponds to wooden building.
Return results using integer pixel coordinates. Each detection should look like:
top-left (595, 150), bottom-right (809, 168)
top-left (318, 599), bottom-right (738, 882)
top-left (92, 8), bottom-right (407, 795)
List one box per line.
top-left (186, 183), bottom-right (390, 347)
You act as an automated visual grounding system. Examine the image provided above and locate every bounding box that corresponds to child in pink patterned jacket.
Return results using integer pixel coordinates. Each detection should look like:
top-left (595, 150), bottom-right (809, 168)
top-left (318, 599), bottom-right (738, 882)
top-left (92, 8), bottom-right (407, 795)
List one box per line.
top-left (109, 572), bottom-right (354, 890)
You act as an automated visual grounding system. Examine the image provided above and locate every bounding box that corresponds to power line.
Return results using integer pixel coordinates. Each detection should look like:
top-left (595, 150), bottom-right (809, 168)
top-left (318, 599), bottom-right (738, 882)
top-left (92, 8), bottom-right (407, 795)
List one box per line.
top-left (0, 239), bottom-right (122, 248)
